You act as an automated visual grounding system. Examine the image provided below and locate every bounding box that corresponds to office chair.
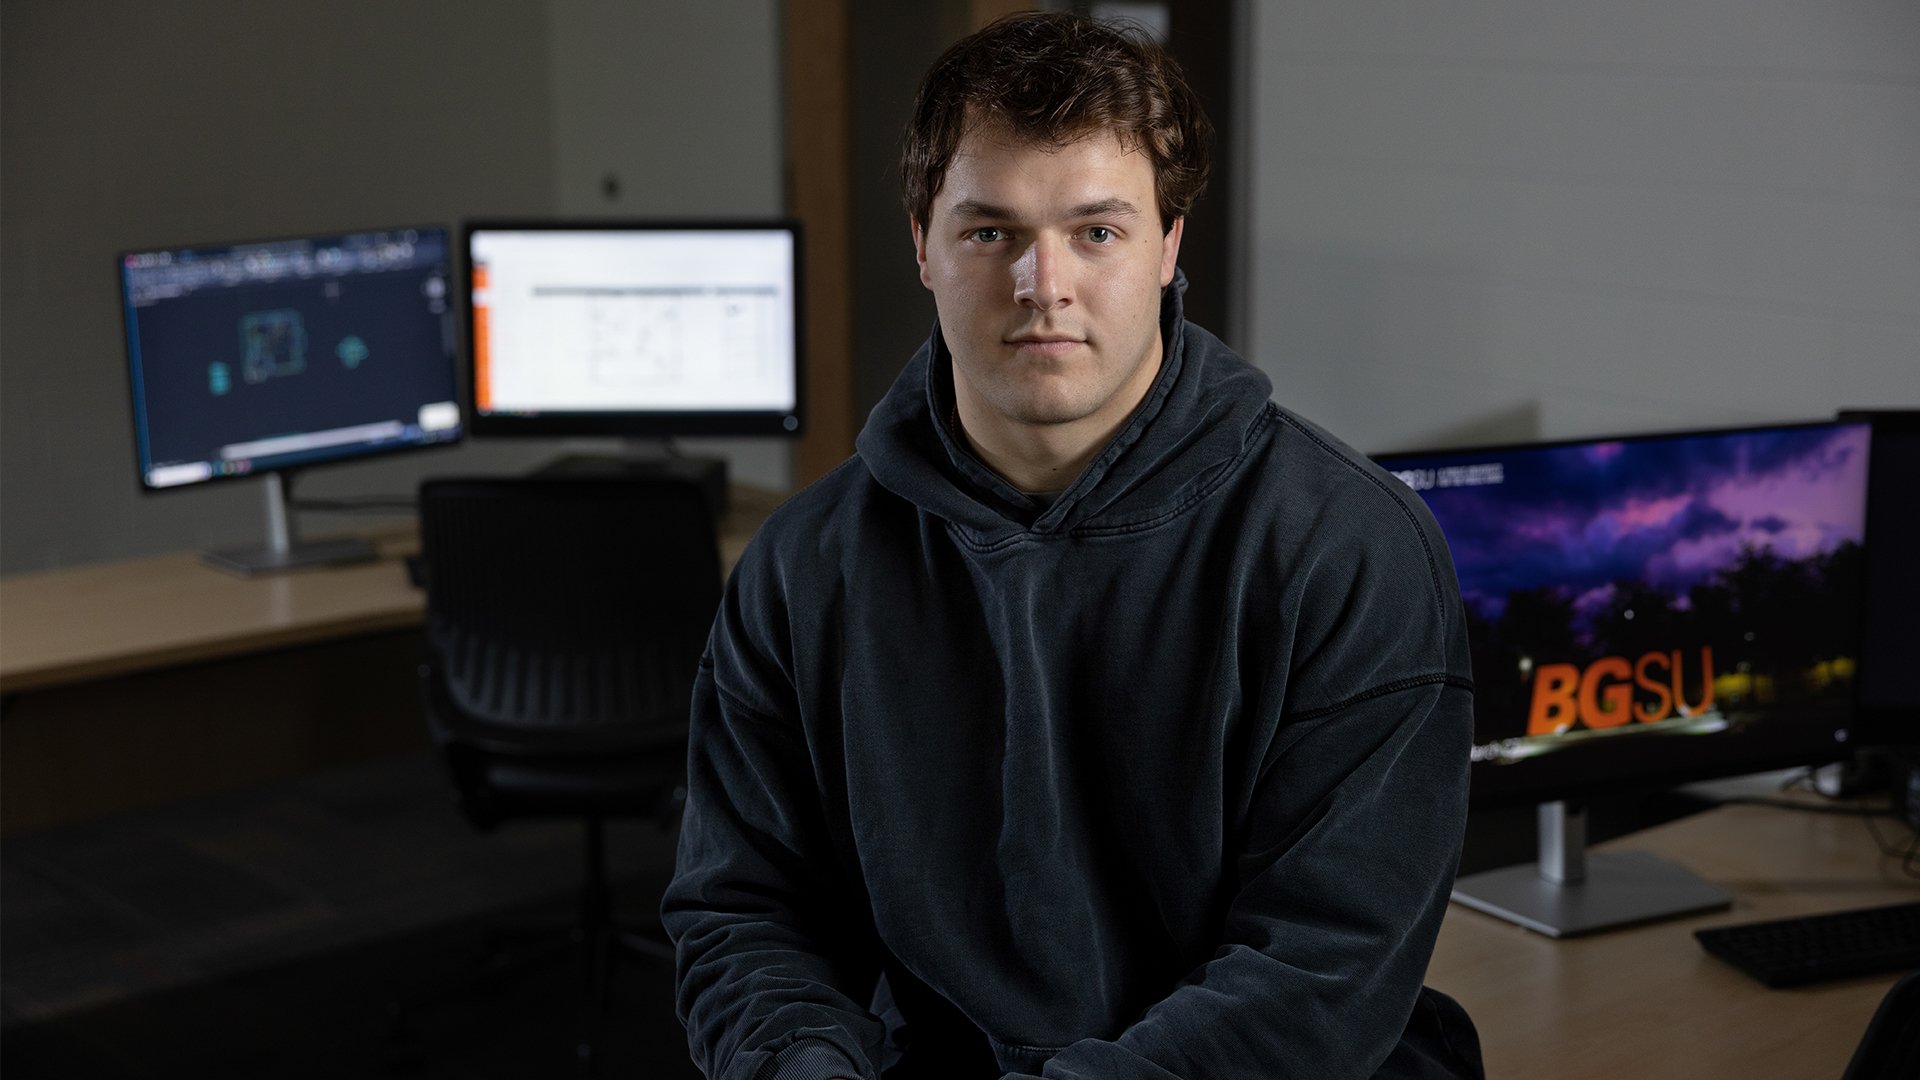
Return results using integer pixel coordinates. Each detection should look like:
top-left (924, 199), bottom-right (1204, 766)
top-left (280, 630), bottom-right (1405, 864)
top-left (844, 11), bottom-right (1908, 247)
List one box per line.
top-left (1842, 969), bottom-right (1920, 1080)
top-left (397, 475), bottom-right (722, 1075)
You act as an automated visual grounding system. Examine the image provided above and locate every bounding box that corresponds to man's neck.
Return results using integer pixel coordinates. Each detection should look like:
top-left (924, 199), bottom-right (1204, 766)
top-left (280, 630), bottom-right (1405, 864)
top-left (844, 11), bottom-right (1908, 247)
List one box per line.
top-left (951, 415), bottom-right (1103, 495)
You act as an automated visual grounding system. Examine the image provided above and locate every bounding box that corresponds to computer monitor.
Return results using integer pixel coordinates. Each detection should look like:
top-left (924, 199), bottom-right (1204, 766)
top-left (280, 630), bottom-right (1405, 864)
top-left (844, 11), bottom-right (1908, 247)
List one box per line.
top-left (120, 225), bottom-right (462, 574)
top-left (1842, 410), bottom-right (1920, 742)
top-left (1373, 419), bottom-right (1872, 935)
top-left (463, 221), bottom-right (802, 440)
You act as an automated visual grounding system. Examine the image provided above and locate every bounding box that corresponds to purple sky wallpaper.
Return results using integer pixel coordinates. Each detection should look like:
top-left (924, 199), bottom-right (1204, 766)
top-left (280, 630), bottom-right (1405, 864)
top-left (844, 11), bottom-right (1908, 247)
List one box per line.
top-left (1383, 423), bottom-right (1871, 640)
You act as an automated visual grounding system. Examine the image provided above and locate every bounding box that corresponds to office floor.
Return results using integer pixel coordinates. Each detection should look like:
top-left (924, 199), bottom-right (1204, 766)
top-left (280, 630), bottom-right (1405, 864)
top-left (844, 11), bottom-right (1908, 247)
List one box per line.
top-left (0, 748), bottom-right (1720, 1079)
top-left (0, 752), bottom-right (699, 1078)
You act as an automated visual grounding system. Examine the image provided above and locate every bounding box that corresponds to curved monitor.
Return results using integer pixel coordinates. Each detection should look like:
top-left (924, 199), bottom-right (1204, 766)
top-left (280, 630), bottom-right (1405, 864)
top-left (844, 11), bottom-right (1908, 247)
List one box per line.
top-left (464, 221), bottom-right (803, 438)
top-left (120, 226), bottom-right (462, 491)
top-left (1374, 420), bottom-right (1872, 810)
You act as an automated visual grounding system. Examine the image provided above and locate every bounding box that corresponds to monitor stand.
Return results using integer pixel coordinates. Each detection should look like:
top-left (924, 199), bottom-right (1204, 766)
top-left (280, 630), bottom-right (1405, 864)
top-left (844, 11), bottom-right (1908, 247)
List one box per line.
top-left (200, 471), bottom-right (377, 577)
top-left (1451, 800), bottom-right (1731, 938)
top-left (535, 439), bottom-right (730, 514)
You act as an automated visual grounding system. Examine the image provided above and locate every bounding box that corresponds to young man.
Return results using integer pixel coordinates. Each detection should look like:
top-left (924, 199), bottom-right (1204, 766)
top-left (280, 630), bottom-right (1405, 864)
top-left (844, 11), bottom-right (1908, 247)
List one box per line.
top-left (664, 13), bottom-right (1481, 1079)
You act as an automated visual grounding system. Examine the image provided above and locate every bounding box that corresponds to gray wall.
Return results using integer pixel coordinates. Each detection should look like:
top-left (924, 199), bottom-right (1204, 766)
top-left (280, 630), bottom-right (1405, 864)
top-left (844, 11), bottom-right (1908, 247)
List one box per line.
top-left (13, 2), bottom-right (1914, 572)
top-left (1239, 1), bottom-right (1920, 455)
top-left (549, 0), bottom-right (788, 487)
top-left (0, 0), bottom-right (783, 574)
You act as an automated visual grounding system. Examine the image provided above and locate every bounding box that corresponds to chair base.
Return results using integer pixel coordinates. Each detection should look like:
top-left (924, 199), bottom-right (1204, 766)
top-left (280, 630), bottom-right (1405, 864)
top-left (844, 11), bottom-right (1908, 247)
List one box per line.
top-left (388, 817), bottom-right (675, 1077)
top-left (388, 912), bottom-right (675, 1075)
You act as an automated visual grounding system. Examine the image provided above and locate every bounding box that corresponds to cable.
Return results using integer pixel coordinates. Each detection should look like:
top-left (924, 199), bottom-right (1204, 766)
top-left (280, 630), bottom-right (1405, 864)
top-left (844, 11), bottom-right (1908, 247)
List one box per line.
top-left (1693, 767), bottom-right (1897, 815)
top-left (1863, 811), bottom-right (1920, 881)
top-left (1704, 765), bottom-right (1920, 878)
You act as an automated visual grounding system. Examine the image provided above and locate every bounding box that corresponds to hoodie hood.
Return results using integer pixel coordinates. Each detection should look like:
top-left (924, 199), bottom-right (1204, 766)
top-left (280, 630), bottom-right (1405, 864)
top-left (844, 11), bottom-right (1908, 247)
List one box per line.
top-left (856, 271), bottom-right (1276, 547)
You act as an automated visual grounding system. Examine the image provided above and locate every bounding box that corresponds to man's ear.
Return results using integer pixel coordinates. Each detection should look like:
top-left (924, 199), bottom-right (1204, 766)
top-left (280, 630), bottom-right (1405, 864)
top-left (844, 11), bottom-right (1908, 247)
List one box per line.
top-left (1159, 216), bottom-right (1185, 287)
top-left (911, 216), bottom-right (933, 290)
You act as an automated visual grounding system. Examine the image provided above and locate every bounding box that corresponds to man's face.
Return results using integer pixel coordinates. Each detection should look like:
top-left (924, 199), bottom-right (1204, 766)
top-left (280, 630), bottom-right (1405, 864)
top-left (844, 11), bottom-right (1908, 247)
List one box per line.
top-left (912, 125), bottom-right (1182, 439)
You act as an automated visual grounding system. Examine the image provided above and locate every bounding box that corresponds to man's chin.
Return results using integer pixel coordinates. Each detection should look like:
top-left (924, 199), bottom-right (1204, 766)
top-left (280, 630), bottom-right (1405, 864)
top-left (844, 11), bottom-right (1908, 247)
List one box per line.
top-left (1000, 394), bottom-right (1100, 427)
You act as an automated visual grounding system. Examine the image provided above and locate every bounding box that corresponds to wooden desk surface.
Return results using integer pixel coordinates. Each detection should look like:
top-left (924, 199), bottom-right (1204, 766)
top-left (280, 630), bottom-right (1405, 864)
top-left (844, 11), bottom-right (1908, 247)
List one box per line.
top-left (1432, 801), bottom-right (1919, 1079)
top-left (0, 484), bottom-right (785, 695)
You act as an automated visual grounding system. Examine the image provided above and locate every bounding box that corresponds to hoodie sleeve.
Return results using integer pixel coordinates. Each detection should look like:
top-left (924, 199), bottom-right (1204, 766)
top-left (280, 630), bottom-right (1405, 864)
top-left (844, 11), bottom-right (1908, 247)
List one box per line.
top-left (660, 550), bottom-right (886, 1080)
top-left (1014, 474), bottom-right (1477, 1080)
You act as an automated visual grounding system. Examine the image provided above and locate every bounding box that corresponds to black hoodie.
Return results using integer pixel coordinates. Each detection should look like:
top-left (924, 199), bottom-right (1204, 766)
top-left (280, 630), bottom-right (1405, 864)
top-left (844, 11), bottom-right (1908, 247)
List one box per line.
top-left (663, 277), bottom-right (1478, 1080)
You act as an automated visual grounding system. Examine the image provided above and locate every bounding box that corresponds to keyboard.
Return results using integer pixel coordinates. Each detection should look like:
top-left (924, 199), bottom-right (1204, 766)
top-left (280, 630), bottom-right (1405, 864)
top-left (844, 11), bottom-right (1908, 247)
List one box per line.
top-left (1694, 900), bottom-right (1920, 988)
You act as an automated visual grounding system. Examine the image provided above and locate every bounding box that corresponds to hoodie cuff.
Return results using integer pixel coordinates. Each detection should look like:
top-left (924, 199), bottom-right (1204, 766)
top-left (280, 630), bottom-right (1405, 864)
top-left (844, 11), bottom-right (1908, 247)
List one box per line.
top-left (763, 1037), bottom-right (867, 1080)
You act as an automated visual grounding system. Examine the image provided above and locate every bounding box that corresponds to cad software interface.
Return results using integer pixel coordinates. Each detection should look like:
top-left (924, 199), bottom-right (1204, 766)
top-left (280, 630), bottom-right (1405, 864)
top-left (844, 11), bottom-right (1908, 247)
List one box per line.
top-left (121, 228), bottom-right (460, 488)
top-left (1380, 423), bottom-right (1870, 786)
top-left (468, 228), bottom-right (798, 419)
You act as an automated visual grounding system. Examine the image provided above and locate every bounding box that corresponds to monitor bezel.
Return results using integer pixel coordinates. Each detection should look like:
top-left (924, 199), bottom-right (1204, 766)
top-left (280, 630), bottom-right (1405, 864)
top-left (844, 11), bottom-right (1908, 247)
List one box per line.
top-left (1371, 417), bottom-right (1874, 808)
top-left (1839, 408), bottom-right (1920, 746)
top-left (118, 223), bottom-right (465, 495)
top-left (460, 218), bottom-right (806, 439)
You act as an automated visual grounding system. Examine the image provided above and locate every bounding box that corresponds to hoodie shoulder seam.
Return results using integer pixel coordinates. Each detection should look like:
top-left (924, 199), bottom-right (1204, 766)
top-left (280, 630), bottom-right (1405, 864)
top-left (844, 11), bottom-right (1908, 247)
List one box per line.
top-left (1284, 672), bottom-right (1476, 724)
top-left (713, 677), bottom-right (798, 734)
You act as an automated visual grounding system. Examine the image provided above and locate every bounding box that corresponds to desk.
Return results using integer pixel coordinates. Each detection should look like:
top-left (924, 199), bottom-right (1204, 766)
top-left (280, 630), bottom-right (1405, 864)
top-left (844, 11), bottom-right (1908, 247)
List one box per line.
top-left (0, 484), bottom-right (783, 833)
top-left (1431, 801), bottom-right (1919, 1078)
top-left (0, 484), bottom-right (783, 694)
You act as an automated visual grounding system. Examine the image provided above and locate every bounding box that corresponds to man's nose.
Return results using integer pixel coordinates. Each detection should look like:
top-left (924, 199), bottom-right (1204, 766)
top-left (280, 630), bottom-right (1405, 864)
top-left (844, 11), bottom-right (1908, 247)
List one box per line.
top-left (1012, 235), bottom-right (1069, 310)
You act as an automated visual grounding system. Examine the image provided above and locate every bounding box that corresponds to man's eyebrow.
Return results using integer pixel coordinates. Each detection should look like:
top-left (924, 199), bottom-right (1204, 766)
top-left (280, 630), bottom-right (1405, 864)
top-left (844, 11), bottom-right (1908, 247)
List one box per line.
top-left (1067, 197), bottom-right (1143, 220)
top-left (946, 199), bottom-right (1014, 222)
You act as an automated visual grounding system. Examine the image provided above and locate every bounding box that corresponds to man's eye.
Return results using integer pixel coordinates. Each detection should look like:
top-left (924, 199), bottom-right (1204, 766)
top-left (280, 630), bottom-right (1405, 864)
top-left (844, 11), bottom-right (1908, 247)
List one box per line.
top-left (1084, 226), bottom-right (1115, 244)
top-left (971, 227), bottom-right (1005, 243)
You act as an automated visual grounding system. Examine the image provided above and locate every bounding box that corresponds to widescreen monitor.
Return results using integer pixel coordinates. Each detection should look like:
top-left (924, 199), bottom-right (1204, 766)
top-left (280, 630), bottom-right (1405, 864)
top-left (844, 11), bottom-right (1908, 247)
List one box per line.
top-left (1374, 420), bottom-right (1872, 934)
top-left (1843, 410), bottom-right (1920, 740)
top-left (119, 225), bottom-right (461, 572)
top-left (463, 221), bottom-right (802, 439)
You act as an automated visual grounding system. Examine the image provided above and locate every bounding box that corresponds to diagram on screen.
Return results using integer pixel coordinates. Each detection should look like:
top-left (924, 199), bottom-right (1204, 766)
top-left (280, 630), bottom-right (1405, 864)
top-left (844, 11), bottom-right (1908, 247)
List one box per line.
top-left (238, 309), bottom-right (308, 384)
top-left (336, 335), bottom-right (369, 368)
top-left (582, 290), bottom-right (772, 387)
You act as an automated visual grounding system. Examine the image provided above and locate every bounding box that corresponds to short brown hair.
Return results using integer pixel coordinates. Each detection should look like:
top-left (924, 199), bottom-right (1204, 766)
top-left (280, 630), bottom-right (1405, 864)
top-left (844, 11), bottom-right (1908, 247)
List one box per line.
top-left (901, 11), bottom-right (1212, 233)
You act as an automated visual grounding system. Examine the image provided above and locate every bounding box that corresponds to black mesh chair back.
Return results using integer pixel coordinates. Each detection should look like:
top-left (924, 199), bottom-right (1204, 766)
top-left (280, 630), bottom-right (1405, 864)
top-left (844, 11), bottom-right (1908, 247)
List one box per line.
top-left (400, 475), bottom-right (723, 1073)
top-left (417, 474), bottom-right (721, 823)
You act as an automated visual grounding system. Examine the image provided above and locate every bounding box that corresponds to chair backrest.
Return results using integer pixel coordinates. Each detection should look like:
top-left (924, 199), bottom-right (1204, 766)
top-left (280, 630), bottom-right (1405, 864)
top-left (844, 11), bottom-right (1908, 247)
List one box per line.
top-left (416, 476), bottom-right (722, 750)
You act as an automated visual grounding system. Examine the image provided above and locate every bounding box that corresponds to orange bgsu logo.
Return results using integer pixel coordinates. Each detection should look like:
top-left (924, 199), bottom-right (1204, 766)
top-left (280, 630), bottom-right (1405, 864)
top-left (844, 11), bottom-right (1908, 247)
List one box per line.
top-left (1526, 648), bottom-right (1715, 736)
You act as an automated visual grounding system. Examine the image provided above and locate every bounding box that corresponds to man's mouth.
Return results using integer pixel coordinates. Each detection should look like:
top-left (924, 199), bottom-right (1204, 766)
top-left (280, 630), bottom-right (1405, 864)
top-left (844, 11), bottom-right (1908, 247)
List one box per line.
top-left (1006, 334), bottom-right (1085, 355)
